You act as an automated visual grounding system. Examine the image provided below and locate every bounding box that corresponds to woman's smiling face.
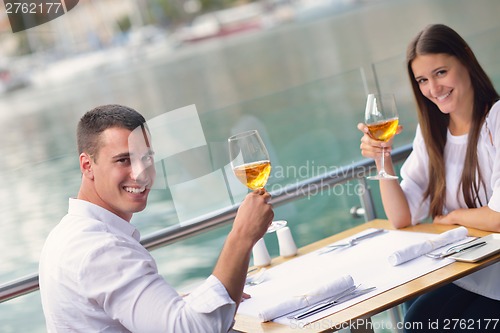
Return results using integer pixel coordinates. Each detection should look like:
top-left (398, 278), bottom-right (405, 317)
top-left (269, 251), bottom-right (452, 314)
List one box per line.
top-left (411, 53), bottom-right (474, 116)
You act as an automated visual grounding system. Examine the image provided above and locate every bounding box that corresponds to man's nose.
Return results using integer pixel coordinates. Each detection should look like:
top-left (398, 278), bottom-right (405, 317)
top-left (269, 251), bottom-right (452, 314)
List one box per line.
top-left (130, 160), bottom-right (150, 181)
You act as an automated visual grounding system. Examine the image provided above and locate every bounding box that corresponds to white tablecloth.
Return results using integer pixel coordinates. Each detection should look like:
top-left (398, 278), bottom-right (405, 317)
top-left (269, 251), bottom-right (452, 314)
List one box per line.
top-left (238, 228), bottom-right (472, 326)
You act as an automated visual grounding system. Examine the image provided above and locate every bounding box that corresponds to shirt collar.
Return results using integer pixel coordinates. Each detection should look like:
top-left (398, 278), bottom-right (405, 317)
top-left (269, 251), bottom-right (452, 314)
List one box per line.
top-left (68, 198), bottom-right (141, 241)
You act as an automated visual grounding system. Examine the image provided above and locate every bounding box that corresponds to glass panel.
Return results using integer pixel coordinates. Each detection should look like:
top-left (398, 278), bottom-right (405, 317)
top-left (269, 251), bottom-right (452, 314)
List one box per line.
top-left (128, 68), bottom-right (371, 230)
top-left (467, 26), bottom-right (500, 87)
top-left (201, 68), bottom-right (368, 188)
top-left (0, 291), bottom-right (45, 333)
top-left (150, 179), bottom-right (368, 292)
top-left (371, 53), bottom-right (418, 148)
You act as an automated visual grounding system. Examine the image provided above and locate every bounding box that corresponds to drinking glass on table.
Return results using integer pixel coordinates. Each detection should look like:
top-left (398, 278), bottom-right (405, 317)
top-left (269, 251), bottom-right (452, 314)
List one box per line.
top-left (364, 93), bottom-right (399, 180)
top-left (228, 129), bottom-right (286, 233)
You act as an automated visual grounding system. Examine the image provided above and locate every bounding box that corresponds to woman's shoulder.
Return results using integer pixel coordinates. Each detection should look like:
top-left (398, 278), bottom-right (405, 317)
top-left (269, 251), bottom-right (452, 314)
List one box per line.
top-left (487, 100), bottom-right (500, 120)
top-left (412, 124), bottom-right (424, 142)
top-left (485, 101), bottom-right (500, 131)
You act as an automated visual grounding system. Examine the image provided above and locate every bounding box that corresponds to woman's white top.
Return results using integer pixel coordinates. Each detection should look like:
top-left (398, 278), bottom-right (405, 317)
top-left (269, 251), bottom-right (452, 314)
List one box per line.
top-left (400, 101), bottom-right (500, 301)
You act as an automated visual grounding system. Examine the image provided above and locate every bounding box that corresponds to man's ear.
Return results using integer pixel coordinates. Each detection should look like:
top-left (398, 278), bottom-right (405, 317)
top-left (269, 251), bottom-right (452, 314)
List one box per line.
top-left (80, 153), bottom-right (94, 180)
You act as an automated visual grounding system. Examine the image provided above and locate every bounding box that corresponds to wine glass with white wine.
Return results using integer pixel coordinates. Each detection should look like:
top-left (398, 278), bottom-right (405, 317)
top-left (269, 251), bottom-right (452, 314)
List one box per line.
top-left (228, 130), bottom-right (286, 232)
top-left (364, 93), bottom-right (399, 180)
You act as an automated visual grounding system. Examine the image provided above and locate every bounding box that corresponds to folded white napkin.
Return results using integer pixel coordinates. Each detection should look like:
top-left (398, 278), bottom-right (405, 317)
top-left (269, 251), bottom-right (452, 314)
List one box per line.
top-left (388, 226), bottom-right (468, 266)
top-left (257, 274), bottom-right (354, 322)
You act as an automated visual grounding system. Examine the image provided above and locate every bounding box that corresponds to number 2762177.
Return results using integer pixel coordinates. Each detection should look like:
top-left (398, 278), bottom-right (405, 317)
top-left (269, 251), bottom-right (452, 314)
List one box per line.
top-left (5, 2), bottom-right (63, 14)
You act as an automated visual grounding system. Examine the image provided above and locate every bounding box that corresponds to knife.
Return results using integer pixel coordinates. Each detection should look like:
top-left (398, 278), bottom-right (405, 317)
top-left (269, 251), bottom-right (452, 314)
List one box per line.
top-left (291, 286), bottom-right (376, 320)
top-left (345, 228), bottom-right (386, 243)
top-left (435, 241), bottom-right (487, 259)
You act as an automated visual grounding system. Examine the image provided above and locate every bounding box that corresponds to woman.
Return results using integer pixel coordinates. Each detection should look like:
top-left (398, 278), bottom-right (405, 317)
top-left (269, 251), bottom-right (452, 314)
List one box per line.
top-left (358, 24), bottom-right (500, 332)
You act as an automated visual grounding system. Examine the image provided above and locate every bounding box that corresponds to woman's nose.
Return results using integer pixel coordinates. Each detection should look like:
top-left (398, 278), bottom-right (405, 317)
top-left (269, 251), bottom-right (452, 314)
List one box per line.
top-left (428, 79), bottom-right (442, 97)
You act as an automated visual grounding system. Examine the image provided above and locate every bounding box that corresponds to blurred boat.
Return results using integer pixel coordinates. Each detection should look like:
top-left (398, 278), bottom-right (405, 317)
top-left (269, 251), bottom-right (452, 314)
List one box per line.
top-left (174, 3), bottom-right (265, 44)
top-left (0, 65), bottom-right (30, 94)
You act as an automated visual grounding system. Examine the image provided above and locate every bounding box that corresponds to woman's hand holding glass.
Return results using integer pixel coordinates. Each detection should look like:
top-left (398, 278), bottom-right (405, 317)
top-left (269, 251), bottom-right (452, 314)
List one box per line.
top-left (358, 93), bottom-right (403, 180)
top-left (358, 122), bottom-right (402, 158)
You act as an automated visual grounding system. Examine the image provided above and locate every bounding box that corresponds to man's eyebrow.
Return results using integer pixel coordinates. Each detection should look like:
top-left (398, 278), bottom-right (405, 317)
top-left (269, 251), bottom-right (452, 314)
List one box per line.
top-left (112, 150), bottom-right (154, 160)
top-left (112, 152), bottom-right (130, 160)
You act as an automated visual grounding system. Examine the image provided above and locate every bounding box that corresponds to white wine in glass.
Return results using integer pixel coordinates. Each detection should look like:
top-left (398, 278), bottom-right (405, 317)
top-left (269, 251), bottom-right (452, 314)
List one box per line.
top-left (228, 130), bottom-right (286, 233)
top-left (365, 93), bottom-right (399, 180)
top-left (233, 160), bottom-right (271, 191)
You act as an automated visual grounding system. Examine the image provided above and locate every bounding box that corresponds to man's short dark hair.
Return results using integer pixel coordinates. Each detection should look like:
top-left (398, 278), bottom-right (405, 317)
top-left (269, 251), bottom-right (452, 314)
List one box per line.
top-left (77, 104), bottom-right (146, 159)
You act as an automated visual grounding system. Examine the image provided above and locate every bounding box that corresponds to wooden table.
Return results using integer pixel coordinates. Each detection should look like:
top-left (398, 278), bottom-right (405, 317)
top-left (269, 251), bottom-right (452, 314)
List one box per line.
top-left (233, 219), bottom-right (500, 332)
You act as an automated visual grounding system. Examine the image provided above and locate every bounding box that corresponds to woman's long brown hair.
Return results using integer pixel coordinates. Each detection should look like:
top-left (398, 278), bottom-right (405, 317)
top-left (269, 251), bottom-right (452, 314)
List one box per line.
top-left (406, 24), bottom-right (499, 218)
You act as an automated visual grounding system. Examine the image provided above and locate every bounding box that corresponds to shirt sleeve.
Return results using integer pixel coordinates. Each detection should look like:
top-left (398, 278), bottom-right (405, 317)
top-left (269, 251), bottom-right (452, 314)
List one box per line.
top-left (79, 237), bottom-right (236, 333)
top-left (486, 101), bottom-right (500, 212)
top-left (400, 125), bottom-right (431, 224)
top-left (184, 275), bottom-right (236, 314)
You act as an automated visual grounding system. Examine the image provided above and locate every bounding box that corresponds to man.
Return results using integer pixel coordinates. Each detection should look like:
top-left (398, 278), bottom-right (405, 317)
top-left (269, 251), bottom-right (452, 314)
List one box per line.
top-left (39, 104), bottom-right (274, 332)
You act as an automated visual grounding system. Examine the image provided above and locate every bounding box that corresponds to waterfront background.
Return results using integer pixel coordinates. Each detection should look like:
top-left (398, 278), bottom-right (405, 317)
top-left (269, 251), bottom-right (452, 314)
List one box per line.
top-left (1, 0), bottom-right (500, 331)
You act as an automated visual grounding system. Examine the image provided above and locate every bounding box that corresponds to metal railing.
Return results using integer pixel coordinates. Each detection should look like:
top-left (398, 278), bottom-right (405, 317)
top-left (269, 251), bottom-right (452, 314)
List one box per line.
top-left (0, 144), bottom-right (412, 303)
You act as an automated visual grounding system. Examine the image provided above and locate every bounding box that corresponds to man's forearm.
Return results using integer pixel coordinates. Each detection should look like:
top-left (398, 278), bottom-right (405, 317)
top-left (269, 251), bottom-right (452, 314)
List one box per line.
top-left (212, 231), bottom-right (253, 308)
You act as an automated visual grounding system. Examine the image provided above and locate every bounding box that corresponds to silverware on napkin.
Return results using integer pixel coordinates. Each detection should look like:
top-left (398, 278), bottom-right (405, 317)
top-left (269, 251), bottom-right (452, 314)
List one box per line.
top-left (319, 229), bottom-right (386, 255)
top-left (425, 241), bottom-right (487, 259)
top-left (289, 286), bottom-right (376, 320)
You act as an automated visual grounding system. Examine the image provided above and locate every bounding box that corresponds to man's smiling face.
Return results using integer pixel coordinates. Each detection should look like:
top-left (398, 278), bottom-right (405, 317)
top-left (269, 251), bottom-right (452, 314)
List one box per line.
top-left (89, 126), bottom-right (156, 221)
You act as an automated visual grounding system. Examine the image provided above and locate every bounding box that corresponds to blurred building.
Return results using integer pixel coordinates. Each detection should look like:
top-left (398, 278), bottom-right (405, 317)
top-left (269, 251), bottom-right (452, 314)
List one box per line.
top-left (0, 0), bottom-right (150, 56)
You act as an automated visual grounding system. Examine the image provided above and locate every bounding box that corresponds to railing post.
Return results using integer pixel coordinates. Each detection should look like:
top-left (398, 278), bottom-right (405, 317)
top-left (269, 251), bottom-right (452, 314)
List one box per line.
top-left (358, 177), bottom-right (377, 221)
top-left (388, 305), bottom-right (405, 333)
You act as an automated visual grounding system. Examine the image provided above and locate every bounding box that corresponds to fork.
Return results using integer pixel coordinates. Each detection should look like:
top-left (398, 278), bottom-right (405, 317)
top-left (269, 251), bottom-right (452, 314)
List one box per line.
top-left (245, 268), bottom-right (267, 286)
top-left (319, 228), bottom-right (386, 255)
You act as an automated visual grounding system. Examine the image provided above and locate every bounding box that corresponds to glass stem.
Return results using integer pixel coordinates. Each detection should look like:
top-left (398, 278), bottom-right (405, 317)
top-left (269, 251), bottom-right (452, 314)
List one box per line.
top-left (380, 146), bottom-right (386, 175)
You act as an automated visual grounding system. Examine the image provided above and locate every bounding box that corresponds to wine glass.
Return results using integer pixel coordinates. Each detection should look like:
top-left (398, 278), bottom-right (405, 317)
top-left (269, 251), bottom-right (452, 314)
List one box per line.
top-left (364, 93), bottom-right (399, 180)
top-left (228, 130), bottom-right (286, 233)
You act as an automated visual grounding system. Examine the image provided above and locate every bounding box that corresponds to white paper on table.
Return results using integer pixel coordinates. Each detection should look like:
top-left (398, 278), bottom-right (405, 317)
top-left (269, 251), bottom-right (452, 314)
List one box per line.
top-left (237, 228), bottom-right (473, 327)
